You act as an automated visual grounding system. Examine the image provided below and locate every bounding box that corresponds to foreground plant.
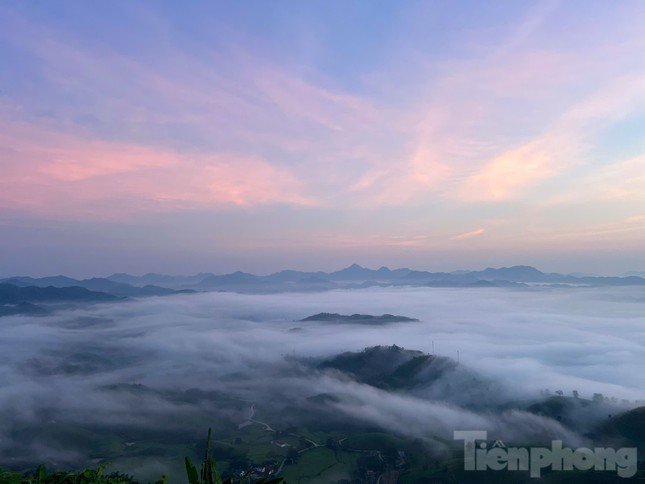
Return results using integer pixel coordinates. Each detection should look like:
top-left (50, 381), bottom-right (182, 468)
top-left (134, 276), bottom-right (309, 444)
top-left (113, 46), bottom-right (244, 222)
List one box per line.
top-left (185, 428), bottom-right (284, 484)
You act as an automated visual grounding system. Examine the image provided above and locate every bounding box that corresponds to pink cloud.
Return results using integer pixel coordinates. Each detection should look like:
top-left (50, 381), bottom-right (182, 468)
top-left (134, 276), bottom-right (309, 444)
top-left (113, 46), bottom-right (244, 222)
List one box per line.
top-left (457, 140), bottom-right (559, 201)
top-left (455, 73), bottom-right (645, 203)
top-left (2, 3), bottom-right (644, 225)
top-left (452, 228), bottom-right (486, 240)
top-left (0, 118), bottom-right (314, 217)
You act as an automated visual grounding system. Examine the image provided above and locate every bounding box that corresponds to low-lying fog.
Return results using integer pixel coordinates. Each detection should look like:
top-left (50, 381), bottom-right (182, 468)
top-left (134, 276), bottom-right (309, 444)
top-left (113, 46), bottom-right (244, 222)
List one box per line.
top-left (1, 285), bottom-right (643, 475)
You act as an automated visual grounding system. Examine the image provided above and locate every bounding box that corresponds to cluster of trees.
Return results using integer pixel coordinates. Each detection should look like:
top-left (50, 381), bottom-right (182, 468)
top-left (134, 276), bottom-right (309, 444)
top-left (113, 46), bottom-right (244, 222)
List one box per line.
top-left (541, 389), bottom-right (635, 406)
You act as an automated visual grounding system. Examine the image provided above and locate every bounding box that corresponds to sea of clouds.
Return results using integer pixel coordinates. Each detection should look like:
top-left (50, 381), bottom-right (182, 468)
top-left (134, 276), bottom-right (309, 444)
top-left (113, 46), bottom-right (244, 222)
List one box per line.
top-left (1, 285), bottom-right (643, 475)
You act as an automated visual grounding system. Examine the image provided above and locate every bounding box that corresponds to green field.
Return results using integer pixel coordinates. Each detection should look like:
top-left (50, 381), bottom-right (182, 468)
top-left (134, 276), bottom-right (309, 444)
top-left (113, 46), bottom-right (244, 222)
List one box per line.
top-left (281, 447), bottom-right (359, 484)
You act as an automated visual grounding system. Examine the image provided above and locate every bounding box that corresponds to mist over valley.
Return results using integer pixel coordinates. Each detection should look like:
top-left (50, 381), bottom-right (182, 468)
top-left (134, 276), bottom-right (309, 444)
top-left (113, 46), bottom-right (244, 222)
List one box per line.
top-left (1, 270), bottom-right (643, 482)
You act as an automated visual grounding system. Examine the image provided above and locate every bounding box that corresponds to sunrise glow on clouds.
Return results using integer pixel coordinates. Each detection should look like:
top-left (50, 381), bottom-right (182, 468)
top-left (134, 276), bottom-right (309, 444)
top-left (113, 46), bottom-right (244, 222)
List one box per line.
top-left (0, 1), bottom-right (644, 275)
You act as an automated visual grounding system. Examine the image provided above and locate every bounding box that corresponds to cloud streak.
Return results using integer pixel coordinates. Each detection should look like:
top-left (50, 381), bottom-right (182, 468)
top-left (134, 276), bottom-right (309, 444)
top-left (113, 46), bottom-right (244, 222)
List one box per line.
top-left (453, 228), bottom-right (485, 240)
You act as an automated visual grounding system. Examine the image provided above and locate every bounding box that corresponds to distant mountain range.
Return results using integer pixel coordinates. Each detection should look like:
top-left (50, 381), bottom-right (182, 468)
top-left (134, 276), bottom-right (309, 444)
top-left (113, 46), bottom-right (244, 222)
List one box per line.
top-left (106, 272), bottom-right (213, 289)
top-left (115, 263), bottom-right (645, 291)
top-left (0, 277), bottom-right (194, 317)
top-left (0, 283), bottom-right (118, 304)
top-left (3, 264), bottom-right (645, 298)
top-left (0, 276), bottom-right (187, 297)
top-left (0, 283), bottom-right (120, 316)
top-left (196, 264), bottom-right (645, 291)
top-left (2, 264), bottom-right (644, 316)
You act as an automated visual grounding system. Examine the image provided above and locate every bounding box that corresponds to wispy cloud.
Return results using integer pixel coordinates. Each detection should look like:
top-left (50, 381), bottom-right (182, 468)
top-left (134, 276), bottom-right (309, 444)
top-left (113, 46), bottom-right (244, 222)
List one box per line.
top-left (452, 228), bottom-right (486, 240)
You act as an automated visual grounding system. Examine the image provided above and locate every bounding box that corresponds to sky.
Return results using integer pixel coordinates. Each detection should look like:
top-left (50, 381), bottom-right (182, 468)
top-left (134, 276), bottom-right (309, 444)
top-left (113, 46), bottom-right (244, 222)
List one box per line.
top-left (1, 1), bottom-right (644, 277)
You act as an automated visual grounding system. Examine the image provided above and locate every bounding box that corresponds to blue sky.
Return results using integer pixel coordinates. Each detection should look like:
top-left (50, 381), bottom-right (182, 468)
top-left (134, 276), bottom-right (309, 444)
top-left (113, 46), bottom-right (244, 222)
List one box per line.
top-left (1, 1), bottom-right (644, 276)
